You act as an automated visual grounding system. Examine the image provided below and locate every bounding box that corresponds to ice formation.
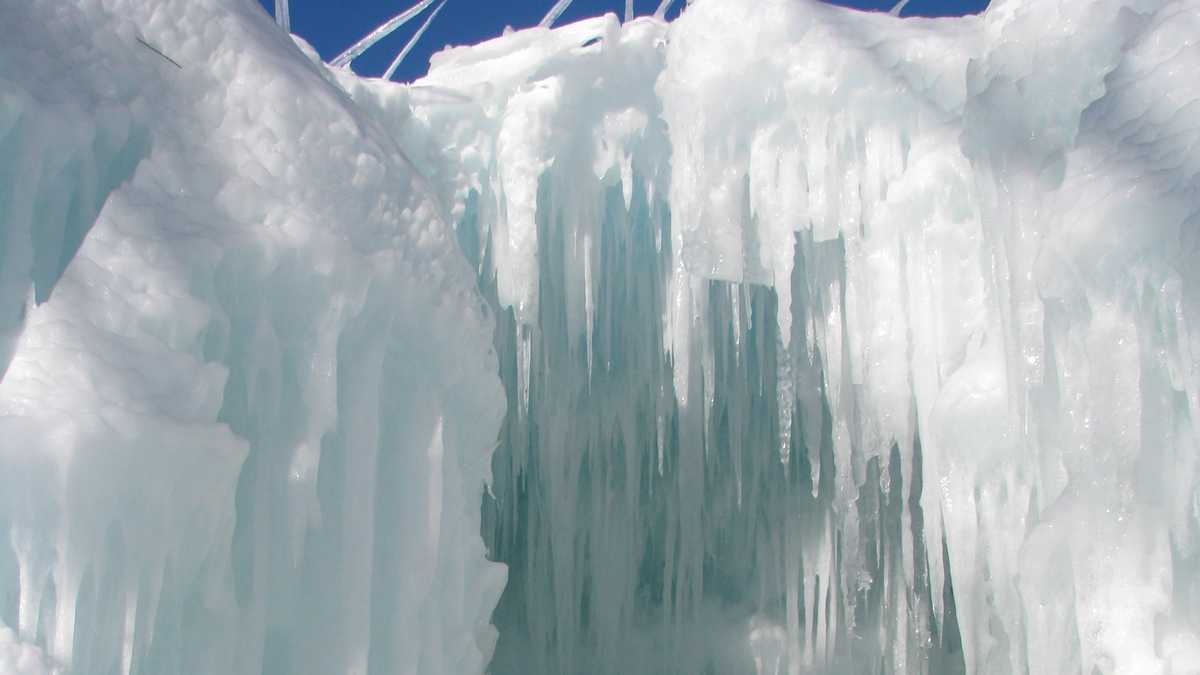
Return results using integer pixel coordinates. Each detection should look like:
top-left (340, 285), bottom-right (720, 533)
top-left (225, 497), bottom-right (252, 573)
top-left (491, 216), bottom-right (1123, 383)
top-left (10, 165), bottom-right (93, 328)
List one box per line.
top-left (0, 1), bottom-right (503, 674)
top-left (2, 0), bottom-right (1199, 674)
top-left (383, 0), bottom-right (450, 82)
top-left (330, 0), bottom-right (442, 69)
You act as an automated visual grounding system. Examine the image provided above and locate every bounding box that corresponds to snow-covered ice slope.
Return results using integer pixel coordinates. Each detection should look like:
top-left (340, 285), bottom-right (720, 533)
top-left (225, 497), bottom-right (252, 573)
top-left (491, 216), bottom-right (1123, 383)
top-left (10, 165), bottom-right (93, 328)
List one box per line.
top-left (391, 0), bottom-right (1200, 673)
top-left (0, 1), bottom-right (505, 674)
top-left (3, 0), bottom-right (1200, 674)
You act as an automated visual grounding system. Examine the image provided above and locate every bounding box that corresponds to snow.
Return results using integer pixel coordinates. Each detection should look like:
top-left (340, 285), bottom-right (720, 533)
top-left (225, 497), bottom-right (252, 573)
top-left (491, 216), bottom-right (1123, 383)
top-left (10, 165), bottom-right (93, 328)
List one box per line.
top-left (0, 627), bottom-right (59, 675)
top-left (2, 0), bottom-right (1200, 674)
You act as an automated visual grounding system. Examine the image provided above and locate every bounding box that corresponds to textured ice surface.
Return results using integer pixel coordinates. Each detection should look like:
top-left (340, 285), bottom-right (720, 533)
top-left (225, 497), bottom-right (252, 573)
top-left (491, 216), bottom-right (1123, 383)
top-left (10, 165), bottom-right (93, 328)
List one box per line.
top-left (397, 0), bottom-right (1200, 673)
top-left (0, 1), bottom-right (504, 674)
top-left (3, 0), bottom-right (1200, 674)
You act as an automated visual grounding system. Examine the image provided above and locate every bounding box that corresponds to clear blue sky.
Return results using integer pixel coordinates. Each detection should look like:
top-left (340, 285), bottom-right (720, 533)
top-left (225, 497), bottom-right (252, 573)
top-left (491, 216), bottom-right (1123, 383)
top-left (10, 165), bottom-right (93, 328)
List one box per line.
top-left (258, 0), bottom-right (989, 82)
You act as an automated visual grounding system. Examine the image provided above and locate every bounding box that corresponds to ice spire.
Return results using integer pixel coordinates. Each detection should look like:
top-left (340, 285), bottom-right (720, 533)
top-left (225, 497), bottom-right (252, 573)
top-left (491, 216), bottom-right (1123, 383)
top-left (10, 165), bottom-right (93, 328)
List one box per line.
top-left (274, 0), bottom-right (290, 31)
top-left (539, 0), bottom-right (576, 28)
top-left (383, 0), bottom-right (448, 81)
top-left (330, 0), bottom-right (440, 68)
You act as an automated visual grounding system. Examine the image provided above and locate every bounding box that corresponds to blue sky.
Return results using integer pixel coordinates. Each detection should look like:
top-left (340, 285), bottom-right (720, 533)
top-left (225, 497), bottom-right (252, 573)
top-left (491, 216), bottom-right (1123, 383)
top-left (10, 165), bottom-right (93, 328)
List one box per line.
top-left (257, 0), bottom-right (988, 82)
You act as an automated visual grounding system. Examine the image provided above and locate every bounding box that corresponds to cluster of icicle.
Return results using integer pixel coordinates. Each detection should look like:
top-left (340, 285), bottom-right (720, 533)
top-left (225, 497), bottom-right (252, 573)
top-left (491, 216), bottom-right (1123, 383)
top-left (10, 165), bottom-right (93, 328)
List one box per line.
top-left (3, 0), bottom-right (1200, 673)
top-left (383, 0), bottom-right (1200, 673)
top-left (0, 1), bottom-right (504, 674)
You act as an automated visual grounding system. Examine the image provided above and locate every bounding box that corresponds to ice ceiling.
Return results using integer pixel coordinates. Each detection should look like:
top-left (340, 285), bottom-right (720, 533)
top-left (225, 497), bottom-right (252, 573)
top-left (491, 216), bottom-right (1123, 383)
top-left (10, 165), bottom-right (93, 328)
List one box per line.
top-left (1, 0), bottom-right (1199, 674)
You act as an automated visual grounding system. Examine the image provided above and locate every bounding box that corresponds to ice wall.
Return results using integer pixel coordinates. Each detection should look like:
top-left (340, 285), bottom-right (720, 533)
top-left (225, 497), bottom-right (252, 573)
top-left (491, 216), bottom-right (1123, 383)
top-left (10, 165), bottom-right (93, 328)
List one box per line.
top-left (4, 0), bottom-right (1200, 673)
top-left (0, 1), bottom-right (505, 675)
top-left (394, 0), bottom-right (1200, 673)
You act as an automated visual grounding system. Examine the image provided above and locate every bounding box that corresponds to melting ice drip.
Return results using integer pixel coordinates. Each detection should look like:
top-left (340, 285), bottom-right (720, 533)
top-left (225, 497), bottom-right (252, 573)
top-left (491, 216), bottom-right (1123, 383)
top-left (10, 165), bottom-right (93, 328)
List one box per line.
top-left (1, 0), bottom-right (1200, 674)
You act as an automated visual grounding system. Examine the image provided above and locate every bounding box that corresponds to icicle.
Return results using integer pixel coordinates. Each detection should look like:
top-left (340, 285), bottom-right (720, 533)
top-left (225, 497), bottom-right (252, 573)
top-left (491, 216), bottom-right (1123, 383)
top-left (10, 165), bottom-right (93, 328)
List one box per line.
top-left (383, 0), bottom-right (448, 81)
top-left (654, 0), bottom-right (677, 21)
top-left (784, 521), bottom-right (802, 675)
top-left (330, 0), bottom-right (440, 68)
top-left (620, 154), bottom-right (634, 211)
top-left (777, 338), bottom-right (793, 467)
top-left (625, 0), bottom-right (634, 23)
top-left (516, 327), bottom-right (532, 416)
top-left (121, 591), bottom-right (138, 674)
top-left (274, 0), bottom-right (290, 32)
top-left (656, 406), bottom-right (666, 476)
top-left (583, 227), bottom-right (595, 381)
top-left (889, 0), bottom-right (911, 16)
top-left (731, 286), bottom-right (742, 357)
top-left (539, 0), bottom-right (575, 28)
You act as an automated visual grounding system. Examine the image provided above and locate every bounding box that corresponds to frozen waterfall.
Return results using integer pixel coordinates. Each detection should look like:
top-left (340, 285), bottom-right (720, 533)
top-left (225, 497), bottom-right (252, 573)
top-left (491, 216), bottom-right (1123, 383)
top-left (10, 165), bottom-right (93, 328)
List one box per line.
top-left (2, 0), bottom-right (1200, 674)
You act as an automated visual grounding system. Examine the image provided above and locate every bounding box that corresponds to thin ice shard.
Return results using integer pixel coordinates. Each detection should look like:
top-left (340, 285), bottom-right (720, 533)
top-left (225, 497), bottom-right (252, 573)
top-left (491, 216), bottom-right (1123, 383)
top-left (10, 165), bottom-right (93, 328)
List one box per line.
top-left (654, 0), bottom-right (677, 21)
top-left (625, 0), bottom-right (634, 22)
top-left (275, 0), bottom-right (290, 31)
top-left (383, 0), bottom-right (448, 81)
top-left (539, 0), bottom-right (575, 28)
top-left (889, 0), bottom-right (911, 15)
top-left (330, 0), bottom-right (439, 68)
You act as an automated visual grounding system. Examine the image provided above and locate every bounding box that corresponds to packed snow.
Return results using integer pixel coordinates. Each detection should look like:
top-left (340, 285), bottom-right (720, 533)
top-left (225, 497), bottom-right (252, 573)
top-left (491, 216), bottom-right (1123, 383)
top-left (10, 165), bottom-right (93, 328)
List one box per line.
top-left (1, 0), bottom-right (1199, 674)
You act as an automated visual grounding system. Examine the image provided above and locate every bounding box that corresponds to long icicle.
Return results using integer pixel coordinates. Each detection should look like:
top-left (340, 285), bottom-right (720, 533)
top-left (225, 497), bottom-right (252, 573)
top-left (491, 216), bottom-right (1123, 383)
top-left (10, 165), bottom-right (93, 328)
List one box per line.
top-left (625, 0), bottom-right (634, 22)
top-left (653, 0), bottom-right (676, 21)
top-left (889, 0), bottom-right (911, 15)
top-left (331, 0), bottom-right (439, 68)
top-left (539, 0), bottom-right (575, 28)
top-left (274, 0), bottom-right (290, 31)
top-left (383, 0), bottom-right (448, 81)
